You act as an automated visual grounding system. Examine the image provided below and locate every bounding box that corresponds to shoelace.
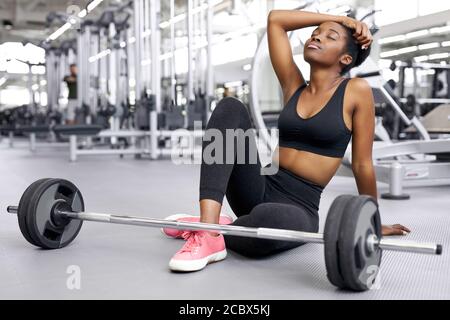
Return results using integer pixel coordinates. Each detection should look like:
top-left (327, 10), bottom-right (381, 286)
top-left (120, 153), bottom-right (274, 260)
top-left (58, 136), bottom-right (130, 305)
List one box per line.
top-left (179, 231), bottom-right (203, 253)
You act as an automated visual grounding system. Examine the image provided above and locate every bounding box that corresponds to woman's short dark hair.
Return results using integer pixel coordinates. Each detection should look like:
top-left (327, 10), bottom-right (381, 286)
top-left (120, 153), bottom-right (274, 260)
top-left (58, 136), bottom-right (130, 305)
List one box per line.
top-left (340, 24), bottom-right (371, 75)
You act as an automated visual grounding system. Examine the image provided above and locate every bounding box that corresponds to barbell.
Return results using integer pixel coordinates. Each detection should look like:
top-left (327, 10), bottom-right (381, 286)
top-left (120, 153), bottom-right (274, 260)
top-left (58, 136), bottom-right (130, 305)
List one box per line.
top-left (6, 178), bottom-right (442, 292)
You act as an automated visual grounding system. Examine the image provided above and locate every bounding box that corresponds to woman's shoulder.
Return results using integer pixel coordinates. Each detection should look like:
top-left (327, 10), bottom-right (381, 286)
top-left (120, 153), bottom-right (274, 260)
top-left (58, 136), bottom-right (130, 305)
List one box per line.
top-left (344, 78), bottom-right (374, 111)
top-left (347, 77), bottom-right (371, 91)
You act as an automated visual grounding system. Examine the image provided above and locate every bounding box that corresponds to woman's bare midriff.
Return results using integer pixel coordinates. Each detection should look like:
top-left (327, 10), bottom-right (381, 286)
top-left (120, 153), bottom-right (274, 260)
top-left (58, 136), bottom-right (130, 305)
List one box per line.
top-left (273, 146), bottom-right (343, 187)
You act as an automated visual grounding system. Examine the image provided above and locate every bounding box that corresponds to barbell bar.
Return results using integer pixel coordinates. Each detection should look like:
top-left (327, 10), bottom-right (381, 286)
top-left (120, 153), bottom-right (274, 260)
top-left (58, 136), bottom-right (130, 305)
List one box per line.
top-left (6, 205), bottom-right (441, 255)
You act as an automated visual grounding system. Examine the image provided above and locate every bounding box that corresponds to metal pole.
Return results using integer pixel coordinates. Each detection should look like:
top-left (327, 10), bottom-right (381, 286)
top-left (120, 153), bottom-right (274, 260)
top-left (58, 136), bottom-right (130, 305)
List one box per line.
top-left (54, 51), bottom-right (61, 112)
top-left (186, 0), bottom-right (194, 129)
top-left (125, 27), bottom-right (133, 127)
top-left (379, 86), bottom-right (430, 140)
top-left (149, 0), bottom-right (160, 159)
top-left (115, 29), bottom-right (122, 130)
top-left (192, 0), bottom-right (198, 96)
top-left (206, 0), bottom-right (213, 121)
top-left (379, 238), bottom-right (441, 255)
top-left (5, 206), bottom-right (442, 255)
top-left (143, 0), bottom-right (150, 90)
top-left (77, 30), bottom-right (83, 116)
top-left (389, 162), bottom-right (405, 196)
top-left (69, 135), bottom-right (77, 162)
top-left (37, 74), bottom-right (42, 108)
top-left (84, 25), bottom-right (92, 125)
top-left (46, 50), bottom-right (53, 111)
top-left (27, 66), bottom-right (33, 106)
top-left (133, 0), bottom-right (143, 103)
top-left (170, 0), bottom-right (176, 104)
top-left (8, 131), bottom-right (14, 148)
top-left (108, 22), bottom-right (116, 110)
top-left (155, 0), bottom-right (161, 115)
top-left (393, 66), bottom-right (406, 139)
top-left (30, 133), bottom-right (36, 152)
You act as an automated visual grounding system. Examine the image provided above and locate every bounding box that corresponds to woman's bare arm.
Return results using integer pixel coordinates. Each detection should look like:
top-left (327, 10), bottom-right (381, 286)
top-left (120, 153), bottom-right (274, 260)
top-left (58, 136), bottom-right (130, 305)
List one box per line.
top-left (267, 10), bottom-right (344, 100)
top-left (350, 78), bottom-right (410, 236)
top-left (350, 78), bottom-right (377, 198)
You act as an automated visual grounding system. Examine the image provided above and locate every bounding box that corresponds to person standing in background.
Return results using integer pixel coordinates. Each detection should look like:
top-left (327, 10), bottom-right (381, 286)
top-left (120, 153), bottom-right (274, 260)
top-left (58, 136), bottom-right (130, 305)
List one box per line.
top-left (63, 63), bottom-right (78, 125)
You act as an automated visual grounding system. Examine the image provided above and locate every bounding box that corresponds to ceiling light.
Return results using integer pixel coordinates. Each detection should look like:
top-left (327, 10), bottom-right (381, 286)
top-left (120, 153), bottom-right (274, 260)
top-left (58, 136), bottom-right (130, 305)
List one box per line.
top-left (379, 35), bottom-right (407, 45)
top-left (78, 9), bottom-right (87, 18)
top-left (46, 0), bottom-right (102, 42)
top-left (406, 29), bottom-right (429, 39)
top-left (418, 42), bottom-right (440, 50)
top-left (224, 81), bottom-right (243, 88)
top-left (414, 55), bottom-right (429, 62)
top-left (428, 53), bottom-right (450, 60)
top-left (87, 0), bottom-right (104, 12)
top-left (47, 22), bottom-right (72, 41)
top-left (380, 46), bottom-right (418, 58)
top-left (88, 49), bottom-right (111, 63)
top-left (430, 25), bottom-right (450, 34)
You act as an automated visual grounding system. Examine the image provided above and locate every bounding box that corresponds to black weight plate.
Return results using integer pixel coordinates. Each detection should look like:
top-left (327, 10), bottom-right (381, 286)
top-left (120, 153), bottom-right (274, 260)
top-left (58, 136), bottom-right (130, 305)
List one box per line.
top-left (324, 195), bottom-right (355, 289)
top-left (25, 178), bottom-right (59, 247)
top-left (26, 179), bottom-right (84, 249)
top-left (17, 178), bottom-right (53, 246)
top-left (338, 196), bottom-right (382, 291)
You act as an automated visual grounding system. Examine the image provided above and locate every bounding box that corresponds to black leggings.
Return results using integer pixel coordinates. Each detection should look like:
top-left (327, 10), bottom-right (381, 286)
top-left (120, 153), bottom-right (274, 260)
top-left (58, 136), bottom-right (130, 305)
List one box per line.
top-left (199, 97), bottom-right (324, 258)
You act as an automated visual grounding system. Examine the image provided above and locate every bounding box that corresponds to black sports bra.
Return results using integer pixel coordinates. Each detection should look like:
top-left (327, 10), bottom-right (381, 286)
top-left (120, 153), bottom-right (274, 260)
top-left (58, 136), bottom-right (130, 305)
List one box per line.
top-left (278, 78), bottom-right (352, 158)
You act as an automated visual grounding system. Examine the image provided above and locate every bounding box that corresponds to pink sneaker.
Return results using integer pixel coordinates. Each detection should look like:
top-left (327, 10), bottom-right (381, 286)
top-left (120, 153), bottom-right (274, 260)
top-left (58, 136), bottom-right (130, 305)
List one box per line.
top-left (169, 231), bottom-right (227, 272)
top-left (161, 214), bottom-right (233, 239)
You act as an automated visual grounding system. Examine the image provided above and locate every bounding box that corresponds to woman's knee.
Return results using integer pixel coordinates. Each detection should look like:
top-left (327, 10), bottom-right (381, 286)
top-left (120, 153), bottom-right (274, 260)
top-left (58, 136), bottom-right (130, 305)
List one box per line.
top-left (248, 203), bottom-right (319, 233)
top-left (210, 97), bottom-right (249, 122)
top-left (224, 203), bottom-right (319, 257)
top-left (216, 97), bottom-right (246, 110)
top-left (224, 235), bottom-right (275, 258)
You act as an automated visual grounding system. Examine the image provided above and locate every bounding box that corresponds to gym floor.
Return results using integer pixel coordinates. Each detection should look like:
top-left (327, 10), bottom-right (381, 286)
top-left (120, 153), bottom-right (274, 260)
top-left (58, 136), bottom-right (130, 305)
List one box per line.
top-left (1, 139), bottom-right (449, 300)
